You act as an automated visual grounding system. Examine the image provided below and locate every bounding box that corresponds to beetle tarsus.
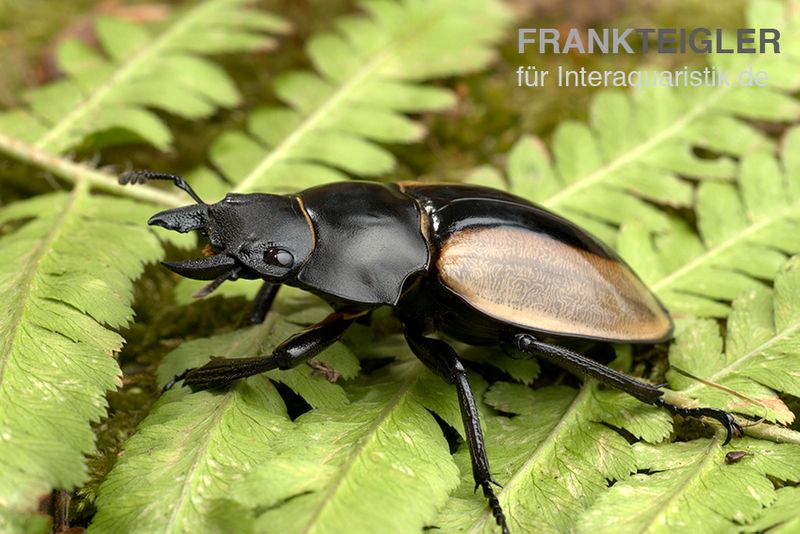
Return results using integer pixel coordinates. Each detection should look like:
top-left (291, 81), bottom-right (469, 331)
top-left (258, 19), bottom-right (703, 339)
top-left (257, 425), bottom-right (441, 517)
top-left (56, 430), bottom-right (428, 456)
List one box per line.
top-left (182, 357), bottom-right (264, 392)
top-left (479, 480), bottom-right (510, 534)
top-left (162, 368), bottom-right (194, 393)
top-left (654, 399), bottom-right (743, 445)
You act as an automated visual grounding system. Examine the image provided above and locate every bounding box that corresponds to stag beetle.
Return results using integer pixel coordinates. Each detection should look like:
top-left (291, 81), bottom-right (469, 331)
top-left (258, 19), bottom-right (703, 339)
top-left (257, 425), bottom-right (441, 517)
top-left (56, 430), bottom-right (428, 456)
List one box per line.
top-left (121, 171), bottom-right (742, 534)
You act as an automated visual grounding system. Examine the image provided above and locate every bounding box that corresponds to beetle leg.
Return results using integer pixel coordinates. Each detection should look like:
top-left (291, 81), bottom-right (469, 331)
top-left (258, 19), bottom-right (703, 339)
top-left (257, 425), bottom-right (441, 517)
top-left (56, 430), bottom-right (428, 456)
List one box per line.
top-left (512, 334), bottom-right (743, 445)
top-left (172, 311), bottom-right (359, 392)
top-left (404, 330), bottom-right (510, 534)
top-left (247, 282), bottom-right (280, 325)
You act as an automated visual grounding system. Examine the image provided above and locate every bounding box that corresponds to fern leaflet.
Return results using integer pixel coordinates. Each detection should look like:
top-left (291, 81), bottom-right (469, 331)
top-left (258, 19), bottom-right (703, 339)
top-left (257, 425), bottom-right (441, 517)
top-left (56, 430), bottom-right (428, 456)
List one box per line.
top-left (578, 438), bottom-right (800, 533)
top-left (0, 0), bottom-right (288, 154)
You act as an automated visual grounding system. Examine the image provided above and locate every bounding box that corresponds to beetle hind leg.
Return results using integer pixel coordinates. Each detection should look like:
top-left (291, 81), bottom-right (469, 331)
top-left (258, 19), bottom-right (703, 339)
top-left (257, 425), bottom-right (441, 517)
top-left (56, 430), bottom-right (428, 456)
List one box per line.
top-left (404, 329), bottom-right (510, 534)
top-left (512, 333), bottom-right (742, 445)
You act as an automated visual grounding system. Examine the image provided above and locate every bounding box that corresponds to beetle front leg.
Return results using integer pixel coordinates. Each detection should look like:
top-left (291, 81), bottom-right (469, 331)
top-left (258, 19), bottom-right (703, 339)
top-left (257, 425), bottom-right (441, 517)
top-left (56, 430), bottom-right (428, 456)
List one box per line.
top-left (168, 311), bottom-right (359, 392)
top-left (247, 282), bottom-right (280, 325)
top-left (512, 333), bottom-right (743, 445)
top-left (404, 329), bottom-right (510, 534)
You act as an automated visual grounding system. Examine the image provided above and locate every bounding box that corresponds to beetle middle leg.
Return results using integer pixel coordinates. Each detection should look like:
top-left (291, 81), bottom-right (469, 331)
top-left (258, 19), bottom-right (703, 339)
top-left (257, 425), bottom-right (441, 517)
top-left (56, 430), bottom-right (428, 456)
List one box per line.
top-left (512, 333), bottom-right (742, 445)
top-left (404, 328), bottom-right (510, 534)
top-left (167, 311), bottom-right (360, 392)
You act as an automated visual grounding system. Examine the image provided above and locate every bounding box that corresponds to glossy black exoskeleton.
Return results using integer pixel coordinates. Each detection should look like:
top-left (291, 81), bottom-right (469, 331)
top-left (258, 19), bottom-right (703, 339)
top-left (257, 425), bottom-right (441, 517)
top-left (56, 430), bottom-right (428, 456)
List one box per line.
top-left (121, 171), bottom-right (742, 534)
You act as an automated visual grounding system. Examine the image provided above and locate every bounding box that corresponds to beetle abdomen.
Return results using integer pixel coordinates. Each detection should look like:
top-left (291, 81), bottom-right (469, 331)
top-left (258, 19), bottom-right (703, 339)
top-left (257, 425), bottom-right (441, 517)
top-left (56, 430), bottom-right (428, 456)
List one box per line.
top-left (437, 226), bottom-right (672, 342)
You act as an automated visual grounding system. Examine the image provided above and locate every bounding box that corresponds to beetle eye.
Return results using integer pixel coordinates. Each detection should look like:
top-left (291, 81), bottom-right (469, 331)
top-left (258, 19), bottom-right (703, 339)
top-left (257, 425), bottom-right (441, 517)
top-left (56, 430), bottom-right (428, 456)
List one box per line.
top-left (264, 248), bottom-right (293, 268)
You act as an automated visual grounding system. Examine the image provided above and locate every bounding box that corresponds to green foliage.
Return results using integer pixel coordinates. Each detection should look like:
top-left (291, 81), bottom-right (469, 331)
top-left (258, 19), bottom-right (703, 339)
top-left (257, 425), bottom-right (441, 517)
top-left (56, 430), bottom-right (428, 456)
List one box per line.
top-left (89, 303), bottom-right (457, 533)
top-left (216, 361), bottom-right (462, 534)
top-left (0, 187), bottom-right (162, 528)
top-left (621, 132), bottom-right (800, 317)
top-left (475, 0), bottom-right (800, 306)
top-left (437, 384), bottom-right (637, 533)
top-left (0, 0), bottom-right (288, 153)
top-left (578, 438), bottom-right (800, 533)
top-left (0, 0), bottom-right (799, 532)
top-left (195, 0), bottom-right (512, 196)
top-left (743, 486), bottom-right (800, 533)
top-left (666, 257), bottom-right (800, 423)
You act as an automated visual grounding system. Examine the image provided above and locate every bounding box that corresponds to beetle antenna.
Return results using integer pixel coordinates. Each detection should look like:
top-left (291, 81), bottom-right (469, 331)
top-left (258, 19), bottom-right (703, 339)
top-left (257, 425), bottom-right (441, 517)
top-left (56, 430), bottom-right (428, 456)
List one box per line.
top-left (119, 170), bottom-right (206, 205)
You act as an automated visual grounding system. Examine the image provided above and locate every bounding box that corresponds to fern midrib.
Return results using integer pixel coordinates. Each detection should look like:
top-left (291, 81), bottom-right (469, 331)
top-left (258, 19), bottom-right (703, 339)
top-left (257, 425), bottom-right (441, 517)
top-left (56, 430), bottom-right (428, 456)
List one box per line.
top-left (164, 394), bottom-right (233, 533)
top-left (542, 89), bottom-right (724, 209)
top-left (636, 439), bottom-right (719, 533)
top-left (233, 48), bottom-right (388, 193)
top-left (233, 1), bottom-right (454, 194)
top-left (681, 310), bottom-right (800, 398)
top-left (0, 182), bottom-right (86, 390)
top-left (33, 0), bottom-right (211, 152)
top-left (299, 368), bottom-right (420, 534)
top-left (652, 198), bottom-right (800, 295)
top-left (163, 322), bottom-right (275, 532)
top-left (468, 385), bottom-right (593, 534)
top-left (0, 132), bottom-right (184, 207)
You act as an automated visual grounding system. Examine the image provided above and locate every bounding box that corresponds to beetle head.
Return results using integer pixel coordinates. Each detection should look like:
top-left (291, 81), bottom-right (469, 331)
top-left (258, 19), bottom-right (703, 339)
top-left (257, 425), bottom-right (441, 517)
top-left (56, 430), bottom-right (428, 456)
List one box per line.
top-left (121, 171), bottom-right (313, 297)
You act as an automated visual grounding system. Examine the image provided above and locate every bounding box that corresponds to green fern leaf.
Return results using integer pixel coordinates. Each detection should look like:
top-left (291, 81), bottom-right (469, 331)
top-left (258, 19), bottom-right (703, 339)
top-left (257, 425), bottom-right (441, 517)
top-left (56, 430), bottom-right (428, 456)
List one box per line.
top-left (0, 187), bottom-right (162, 523)
top-left (0, 0), bottom-right (289, 153)
top-left (577, 438), bottom-right (800, 533)
top-left (199, 0), bottom-right (510, 195)
top-left (662, 256), bottom-right (800, 423)
top-left (89, 298), bottom-right (359, 532)
top-left (214, 360), bottom-right (461, 534)
top-left (743, 486), bottom-right (800, 533)
top-left (488, 0), bottom-right (799, 248)
top-left (620, 129), bottom-right (800, 317)
top-left (435, 384), bottom-right (638, 533)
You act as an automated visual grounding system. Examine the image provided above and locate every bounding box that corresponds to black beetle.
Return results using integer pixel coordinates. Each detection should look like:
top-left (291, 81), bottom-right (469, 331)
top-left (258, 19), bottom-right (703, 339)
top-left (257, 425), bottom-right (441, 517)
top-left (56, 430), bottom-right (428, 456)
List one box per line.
top-left (121, 171), bottom-right (742, 534)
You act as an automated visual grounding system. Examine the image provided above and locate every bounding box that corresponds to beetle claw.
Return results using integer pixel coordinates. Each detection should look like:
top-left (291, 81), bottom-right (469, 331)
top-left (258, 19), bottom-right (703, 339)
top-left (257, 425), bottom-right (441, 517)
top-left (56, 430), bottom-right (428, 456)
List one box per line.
top-left (655, 399), bottom-right (742, 445)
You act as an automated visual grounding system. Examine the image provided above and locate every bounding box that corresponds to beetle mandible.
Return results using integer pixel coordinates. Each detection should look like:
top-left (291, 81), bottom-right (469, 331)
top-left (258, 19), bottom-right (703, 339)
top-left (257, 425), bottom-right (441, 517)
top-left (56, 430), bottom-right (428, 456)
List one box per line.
top-left (121, 171), bottom-right (742, 534)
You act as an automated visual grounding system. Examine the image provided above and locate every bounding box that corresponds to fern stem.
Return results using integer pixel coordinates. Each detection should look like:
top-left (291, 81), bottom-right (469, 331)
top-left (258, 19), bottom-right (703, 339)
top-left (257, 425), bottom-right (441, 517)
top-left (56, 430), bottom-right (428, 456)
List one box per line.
top-left (741, 421), bottom-right (800, 445)
top-left (0, 132), bottom-right (183, 207)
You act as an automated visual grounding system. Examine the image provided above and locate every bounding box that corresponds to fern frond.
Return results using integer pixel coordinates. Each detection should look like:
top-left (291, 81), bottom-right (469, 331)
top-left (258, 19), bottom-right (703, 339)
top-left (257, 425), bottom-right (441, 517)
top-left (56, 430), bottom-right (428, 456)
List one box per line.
top-left (0, 186), bottom-right (162, 521)
top-left (620, 129), bottom-right (800, 316)
top-left (213, 360), bottom-right (460, 534)
top-left (89, 298), bottom-right (359, 532)
top-left (743, 486), bottom-right (800, 533)
top-left (483, 0), bottom-right (798, 247)
top-left (0, 0), bottom-right (288, 154)
top-left (662, 256), bottom-right (800, 423)
top-left (194, 0), bottom-right (510, 196)
top-left (577, 438), bottom-right (800, 533)
top-left (436, 384), bottom-right (637, 533)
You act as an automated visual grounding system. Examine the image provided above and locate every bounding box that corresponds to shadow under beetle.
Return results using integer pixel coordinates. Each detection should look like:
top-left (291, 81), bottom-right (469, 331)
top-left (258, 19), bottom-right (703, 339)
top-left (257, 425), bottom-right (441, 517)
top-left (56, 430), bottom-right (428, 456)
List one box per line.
top-left (121, 171), bottom-right (743, 534)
